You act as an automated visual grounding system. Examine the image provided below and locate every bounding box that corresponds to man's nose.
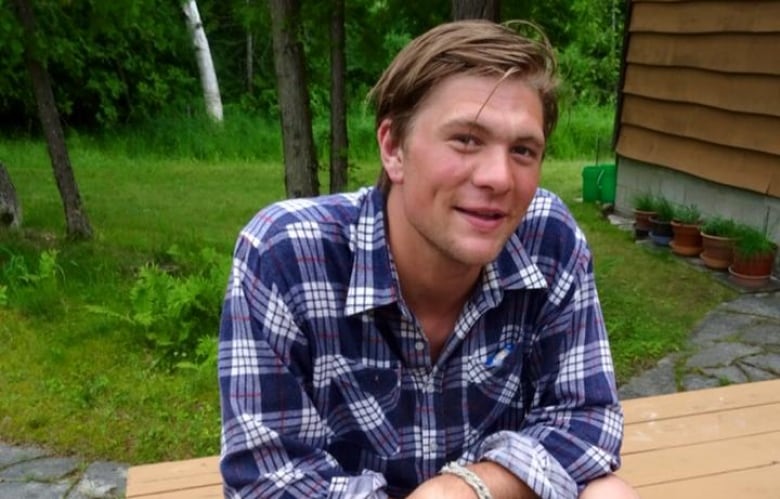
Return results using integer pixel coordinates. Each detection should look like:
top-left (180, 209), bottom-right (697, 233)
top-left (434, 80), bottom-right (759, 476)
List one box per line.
top-left (471, 147), bottom-right (512, 192)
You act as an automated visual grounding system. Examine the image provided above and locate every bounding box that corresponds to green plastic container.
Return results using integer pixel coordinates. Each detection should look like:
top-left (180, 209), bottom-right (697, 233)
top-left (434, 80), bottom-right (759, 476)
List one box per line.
top-left (599, 163), bottom-right (617, 204)
top-left (581, 163), bottom-right (616, 203)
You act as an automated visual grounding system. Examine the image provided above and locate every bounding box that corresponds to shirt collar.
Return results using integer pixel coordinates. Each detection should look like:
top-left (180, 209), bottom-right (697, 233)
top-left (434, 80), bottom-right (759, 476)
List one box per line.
top-left (344, 188), bottom-right (547, 316)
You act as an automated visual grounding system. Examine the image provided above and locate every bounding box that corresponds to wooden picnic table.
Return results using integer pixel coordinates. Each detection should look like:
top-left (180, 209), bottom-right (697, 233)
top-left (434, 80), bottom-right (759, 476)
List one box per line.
top-left (126, 378), bottom-right (780, 498)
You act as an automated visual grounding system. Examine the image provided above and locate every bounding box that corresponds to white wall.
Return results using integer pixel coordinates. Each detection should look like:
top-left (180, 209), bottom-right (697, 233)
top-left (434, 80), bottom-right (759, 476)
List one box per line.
top-left (615, 156), bottom-right (780, 245)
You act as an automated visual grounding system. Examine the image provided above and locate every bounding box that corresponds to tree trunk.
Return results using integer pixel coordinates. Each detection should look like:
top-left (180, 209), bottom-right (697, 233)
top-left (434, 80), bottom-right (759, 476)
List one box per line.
top-left (451, 0), bottom-right (501, 21)
top-left (0, 162), bottom-right (22, 229)
top-left (329, 0), bottom-right (348, 193)
top-left (268, 0), bottom-right (319, 198)
top-left (246, 0), bottom-right (254, 95)
top-left (182, 0), bottom-right (223, 122)
top-left (11, 0), bottom-right (92, 240)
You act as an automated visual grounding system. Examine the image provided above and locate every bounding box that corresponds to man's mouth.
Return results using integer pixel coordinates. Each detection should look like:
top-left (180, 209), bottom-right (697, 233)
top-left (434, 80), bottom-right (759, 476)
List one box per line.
top-left (455, 207), bottom-right (506, 220)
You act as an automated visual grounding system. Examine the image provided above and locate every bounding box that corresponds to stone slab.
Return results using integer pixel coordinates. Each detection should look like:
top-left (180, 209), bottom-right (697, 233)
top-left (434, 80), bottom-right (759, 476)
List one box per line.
top-left (685, 342), bottom-right (763, 369)
top-left (0, 480), bottom-right (71, 499)
top-left (0, 443), bottom-right (47, 469)
top-left (0, 456), bottom-right (80, 481)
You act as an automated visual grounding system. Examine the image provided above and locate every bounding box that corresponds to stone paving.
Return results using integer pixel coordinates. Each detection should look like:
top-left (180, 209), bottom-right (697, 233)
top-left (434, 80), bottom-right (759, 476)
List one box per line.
top-left (619, 291), bottom-right (780, 399)
top-left (0, 441), bottom-right (126, 498)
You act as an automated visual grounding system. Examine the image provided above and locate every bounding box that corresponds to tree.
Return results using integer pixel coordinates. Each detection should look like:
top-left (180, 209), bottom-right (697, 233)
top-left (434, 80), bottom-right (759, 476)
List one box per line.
top-left (10, 0), bottom-right (92, 239)
top-left (0, 162), bottom-right (22, 229)
top-left (182, 0), bottom-right (223, 122)
top-left (268, 0), bottom-right (319, 198)
top-left (329, 0), bottom-right (348, 193)
top-left (451, 0), bottom-right (501, 21)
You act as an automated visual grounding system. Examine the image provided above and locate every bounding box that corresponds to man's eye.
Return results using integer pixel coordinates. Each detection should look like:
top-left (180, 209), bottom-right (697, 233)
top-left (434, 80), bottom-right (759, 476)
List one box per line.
top-left (512, 146), bottom-right (537, 158)
top-left (453, 134), bottom-right (478, 147)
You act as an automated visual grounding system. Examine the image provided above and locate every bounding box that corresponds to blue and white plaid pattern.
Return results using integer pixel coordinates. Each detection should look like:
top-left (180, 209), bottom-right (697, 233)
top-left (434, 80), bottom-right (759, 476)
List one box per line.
top-left (219, 187), bottom-right (623, 499)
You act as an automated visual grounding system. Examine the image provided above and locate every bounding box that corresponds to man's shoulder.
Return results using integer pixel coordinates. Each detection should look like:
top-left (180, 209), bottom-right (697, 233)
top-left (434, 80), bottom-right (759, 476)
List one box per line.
top-left (240, 188), bottom-right (373, 247)
top-left (513, 188), bottom-right (587, 261)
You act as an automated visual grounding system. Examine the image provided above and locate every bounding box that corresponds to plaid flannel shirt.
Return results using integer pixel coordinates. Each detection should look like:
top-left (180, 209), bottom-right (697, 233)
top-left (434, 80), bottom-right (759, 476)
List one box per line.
top-left (219, 187), bottom-right (622, 499)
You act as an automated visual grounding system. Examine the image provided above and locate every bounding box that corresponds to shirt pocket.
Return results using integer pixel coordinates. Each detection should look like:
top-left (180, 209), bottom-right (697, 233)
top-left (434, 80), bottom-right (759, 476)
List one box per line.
top-left (465, 344), bottom-right (524, 434)
top-left (326, 362), bottom-right (402, 457)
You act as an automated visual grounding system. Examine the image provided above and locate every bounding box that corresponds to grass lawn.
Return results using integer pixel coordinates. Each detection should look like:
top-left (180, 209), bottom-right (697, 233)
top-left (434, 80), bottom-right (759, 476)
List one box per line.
top-left (0, 140), bottom-right (736, 464)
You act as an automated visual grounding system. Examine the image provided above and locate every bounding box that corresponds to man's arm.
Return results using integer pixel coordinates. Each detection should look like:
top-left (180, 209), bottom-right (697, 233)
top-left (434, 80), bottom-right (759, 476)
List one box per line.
top-left (407, 461), bottom-right (537, 499)
top-left (219, 231), bottom-right (389, 498)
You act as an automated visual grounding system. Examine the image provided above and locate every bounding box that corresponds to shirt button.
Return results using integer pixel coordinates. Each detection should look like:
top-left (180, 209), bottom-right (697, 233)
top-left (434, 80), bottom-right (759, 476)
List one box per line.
top-left (414, 341), bottom-right (426, 351)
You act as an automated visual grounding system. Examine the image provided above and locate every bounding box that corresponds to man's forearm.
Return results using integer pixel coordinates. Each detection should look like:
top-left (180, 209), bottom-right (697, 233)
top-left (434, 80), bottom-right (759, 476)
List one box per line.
top-left (406, 461), bottom-right (537, 499)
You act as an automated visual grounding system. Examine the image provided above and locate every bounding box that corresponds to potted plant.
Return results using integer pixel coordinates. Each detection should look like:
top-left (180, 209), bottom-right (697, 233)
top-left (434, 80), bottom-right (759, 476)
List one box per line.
top-left (648, 196), bottom-right (674, 246)
top-left (670, 204), bottom-right (703, 256)
top-left (730, 224), bottom-right (777, 285)
top-left (632, 192), bottom-right (656, 240)
top-left (700, 217), bottom-right (738, 270)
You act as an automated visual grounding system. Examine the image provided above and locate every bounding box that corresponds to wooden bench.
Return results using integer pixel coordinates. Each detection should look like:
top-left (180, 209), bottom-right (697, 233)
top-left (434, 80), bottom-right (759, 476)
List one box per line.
top-left (126, 378), bottom-right (780, 498)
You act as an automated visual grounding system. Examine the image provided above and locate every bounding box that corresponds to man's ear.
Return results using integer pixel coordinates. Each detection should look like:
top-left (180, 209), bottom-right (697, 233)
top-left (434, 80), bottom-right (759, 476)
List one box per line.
top-left (377, 119), bottom-right (404, 183)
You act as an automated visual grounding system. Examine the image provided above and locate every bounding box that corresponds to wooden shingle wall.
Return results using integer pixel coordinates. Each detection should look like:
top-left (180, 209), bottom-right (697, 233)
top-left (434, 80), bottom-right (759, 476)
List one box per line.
top-left (616, 0), bottom-right (780, 197)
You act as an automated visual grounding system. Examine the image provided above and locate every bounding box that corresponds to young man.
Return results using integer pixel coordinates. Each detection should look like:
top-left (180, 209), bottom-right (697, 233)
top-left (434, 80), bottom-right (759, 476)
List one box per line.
top-left (219, 20), bottom-right (636, 499)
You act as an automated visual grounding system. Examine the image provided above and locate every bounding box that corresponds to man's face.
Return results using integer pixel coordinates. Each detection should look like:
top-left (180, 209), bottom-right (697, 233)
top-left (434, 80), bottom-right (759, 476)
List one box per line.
top-left (379, 73), bottom-right (545, 271)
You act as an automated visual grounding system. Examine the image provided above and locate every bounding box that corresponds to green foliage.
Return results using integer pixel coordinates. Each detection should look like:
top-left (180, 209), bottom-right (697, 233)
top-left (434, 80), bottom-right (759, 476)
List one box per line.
top-left (545, 103), bottom-right (615, 160)
top-left (733, 224), bottom-right (776, 257)
top-left (0, 0), bottom-right (198, 129)
top-left (0, 0), bottom-right (625, 132)
top-left (651, 197), bottom-right (675, 222)
top-left (673, 204), bottom-right (701, 225)
top-left (0, 247), bottom-right (63, 316)
top-left (700, 216), bottom-right (739, 238)
top-left (87, 246), bottom-right (228, 370)
top-left (632, 192), bottom-right (656, 212)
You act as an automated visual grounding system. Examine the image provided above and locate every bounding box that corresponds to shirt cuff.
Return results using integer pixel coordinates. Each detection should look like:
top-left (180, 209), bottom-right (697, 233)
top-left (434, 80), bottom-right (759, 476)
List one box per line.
top-left (327, 470), bottom-right (389, 499)
top-left (477, 431), bottom-right (578, 499)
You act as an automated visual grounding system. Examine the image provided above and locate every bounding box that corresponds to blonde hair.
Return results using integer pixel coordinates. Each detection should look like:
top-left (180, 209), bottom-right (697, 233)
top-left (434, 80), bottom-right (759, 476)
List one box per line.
top-left (369, 20), bottom-right (559, 193)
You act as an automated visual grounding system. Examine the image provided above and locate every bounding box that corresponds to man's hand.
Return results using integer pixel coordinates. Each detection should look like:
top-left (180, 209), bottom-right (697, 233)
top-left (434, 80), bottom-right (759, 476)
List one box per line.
top-left (406, 461), bottom-right (538, 499)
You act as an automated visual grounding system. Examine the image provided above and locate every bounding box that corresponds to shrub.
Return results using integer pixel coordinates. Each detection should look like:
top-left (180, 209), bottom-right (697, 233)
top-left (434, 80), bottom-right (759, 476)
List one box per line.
top-left (700, 217), bottom-right (739, 238)
top-left (651, 197), bottom-right (675, 222)
top-left (87, 245), bottom-right (228, 369)
top-left (673, 204), bottom-right (701, 225)
top-left (733, 224), bottom-right (776, 257)
top-left (632, 192), bottom-right (656, 212)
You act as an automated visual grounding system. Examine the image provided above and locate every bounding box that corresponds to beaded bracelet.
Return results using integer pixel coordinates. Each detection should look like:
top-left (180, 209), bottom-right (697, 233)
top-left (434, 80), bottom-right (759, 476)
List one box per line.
top-left (440, 462), bottom-right (494, 499)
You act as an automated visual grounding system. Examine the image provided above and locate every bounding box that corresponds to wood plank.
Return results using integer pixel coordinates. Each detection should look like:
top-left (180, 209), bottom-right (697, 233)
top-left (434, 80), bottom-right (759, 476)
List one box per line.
top-left (634, 461), bottom-right (780, 499)
top-left (630, 1), bottom-right (780, 33)
top-left (130, 484), bottom-right (222, 498)
top-left (623, 402), bottom-right (780, 453)
top-left (619, 431), bottom-right (780, 487)
top-left (616, 125), bottom-right (780, 197)
top-left (627, 33), bottom-right (780, 75)
top-left (622, 379), bottom-right (780, 424)
top-left (623, 64), bottom-right (780, 117)
top-left (621, 95), bottom-right (780, 156)
top-left (126, 456), bottom-right (220, 497)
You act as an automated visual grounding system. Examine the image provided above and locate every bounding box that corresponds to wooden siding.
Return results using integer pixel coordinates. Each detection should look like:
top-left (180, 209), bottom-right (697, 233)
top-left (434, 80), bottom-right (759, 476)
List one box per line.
top-left (616, 0), bottom-right (780, 197)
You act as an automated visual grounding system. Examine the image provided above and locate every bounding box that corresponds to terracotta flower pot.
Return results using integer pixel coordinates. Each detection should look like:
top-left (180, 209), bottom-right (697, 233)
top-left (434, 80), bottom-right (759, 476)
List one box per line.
top-left (633, 209), bottom-right (656, 239)
top-left (729, 245), bottom-right (777, 285)
top-left (670, 221), bottom-right (703, 256)
top-left (700, 232), bottom-right (735, 270)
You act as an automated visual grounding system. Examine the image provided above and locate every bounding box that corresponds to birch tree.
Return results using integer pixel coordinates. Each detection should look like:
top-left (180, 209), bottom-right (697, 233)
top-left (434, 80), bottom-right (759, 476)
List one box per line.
top-left (182, 0), bottom-right (223, 122)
